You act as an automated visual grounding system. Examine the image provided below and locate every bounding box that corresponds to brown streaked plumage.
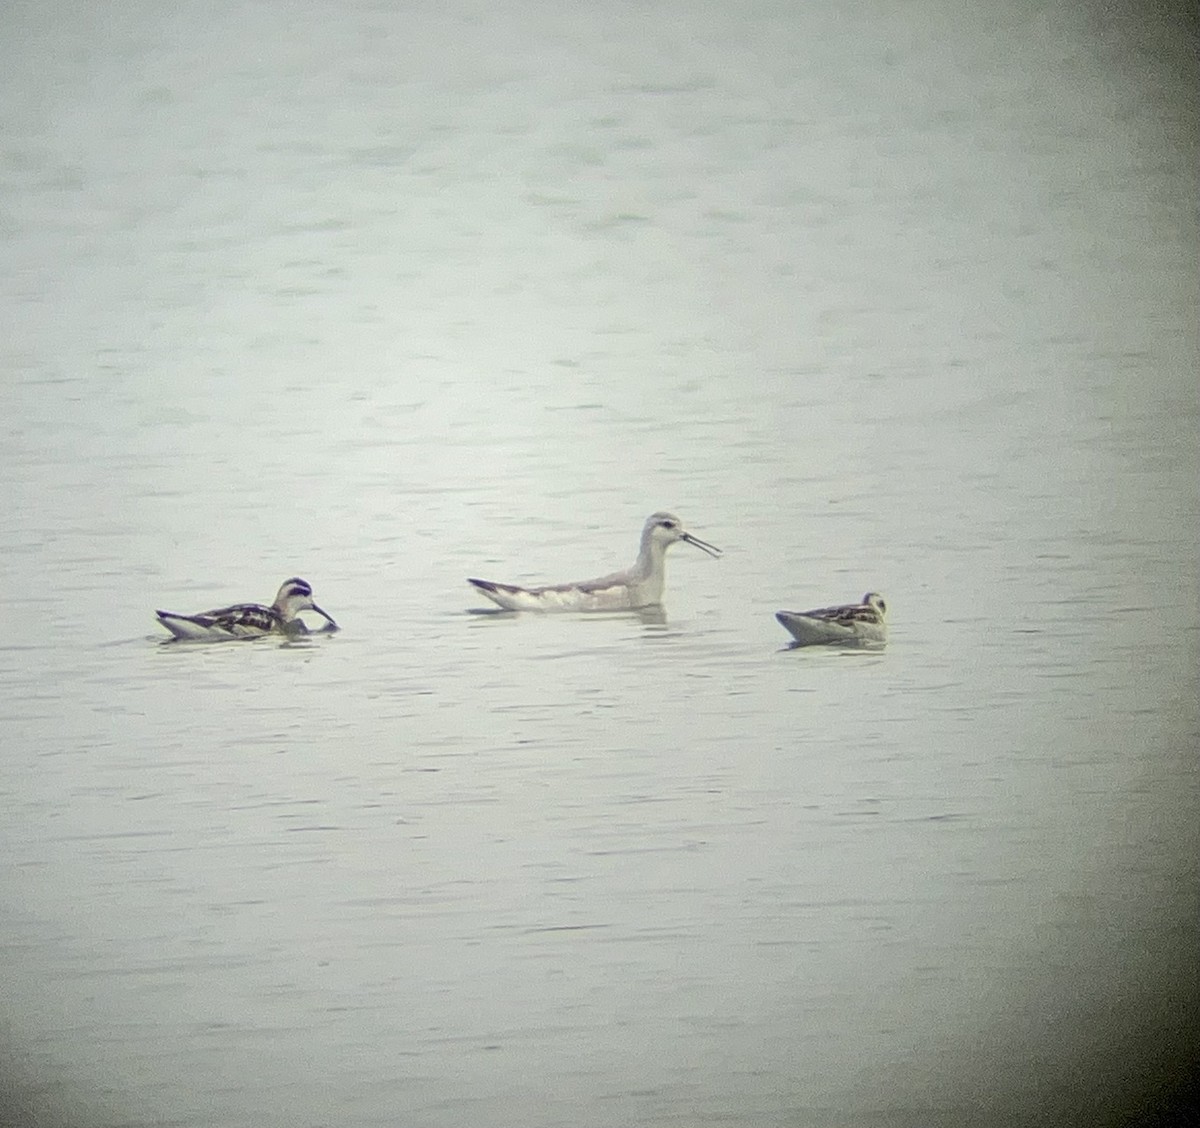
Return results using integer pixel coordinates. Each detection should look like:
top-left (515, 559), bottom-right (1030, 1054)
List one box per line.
top-left (155, 577), bottom-right (338, 641)
top-left (775, 592), bottom-right (887, 647)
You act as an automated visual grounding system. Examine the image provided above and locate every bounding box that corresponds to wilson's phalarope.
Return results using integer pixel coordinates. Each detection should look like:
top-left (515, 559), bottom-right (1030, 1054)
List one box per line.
top-left (468, 512), bottom-right (721, 612)
top-left (155, 577), bottom-right (338, 641)
top-left (775, 593), bottom-right (887, 647)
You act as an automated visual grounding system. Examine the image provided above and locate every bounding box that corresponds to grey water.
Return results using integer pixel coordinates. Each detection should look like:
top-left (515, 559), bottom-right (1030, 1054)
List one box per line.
top-left (2, 0), bottom-right (1197, 1125)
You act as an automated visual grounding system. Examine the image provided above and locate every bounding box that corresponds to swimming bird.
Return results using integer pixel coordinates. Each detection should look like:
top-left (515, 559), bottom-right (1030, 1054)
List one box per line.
top-left (155, 577), bottom-right (338, 641)
top-left (468, 511), bottom-right (721, 612)
top-left (775, 593), bottom-right (887, 647)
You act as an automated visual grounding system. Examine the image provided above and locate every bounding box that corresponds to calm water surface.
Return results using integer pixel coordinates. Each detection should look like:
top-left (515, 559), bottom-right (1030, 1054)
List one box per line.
top-left (1, 1), bottom-right (1196, 1125)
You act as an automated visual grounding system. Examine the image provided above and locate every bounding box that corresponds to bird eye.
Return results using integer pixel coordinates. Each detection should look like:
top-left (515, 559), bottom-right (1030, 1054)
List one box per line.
top-left (660, 520), bottom-right (676, 529)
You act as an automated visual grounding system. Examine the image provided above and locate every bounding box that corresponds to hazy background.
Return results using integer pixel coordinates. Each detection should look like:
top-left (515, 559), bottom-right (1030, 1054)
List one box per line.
top-left (2, 0), bottom-right (1197, 1125)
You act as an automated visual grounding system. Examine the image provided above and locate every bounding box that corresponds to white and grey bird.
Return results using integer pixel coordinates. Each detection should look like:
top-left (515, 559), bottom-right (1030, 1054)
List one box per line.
top-left (775, 593), bottom-right (888, 647)
top-left (155, 577), bottom-right (338, 641)
top-left (468, 511), bottom-right (721, 612)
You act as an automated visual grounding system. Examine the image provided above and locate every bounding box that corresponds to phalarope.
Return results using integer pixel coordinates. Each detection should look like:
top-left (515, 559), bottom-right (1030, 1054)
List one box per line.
top-left (775, 593), bottom-right (887, 647)
top-left (468, 511), bottom-right (721, 612)
top-left (155, 577), bottom-right (338, 641)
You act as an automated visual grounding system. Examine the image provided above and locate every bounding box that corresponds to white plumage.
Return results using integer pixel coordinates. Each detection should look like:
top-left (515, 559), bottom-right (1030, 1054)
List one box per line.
top-left (468, 512), bottom-right (721, 612)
